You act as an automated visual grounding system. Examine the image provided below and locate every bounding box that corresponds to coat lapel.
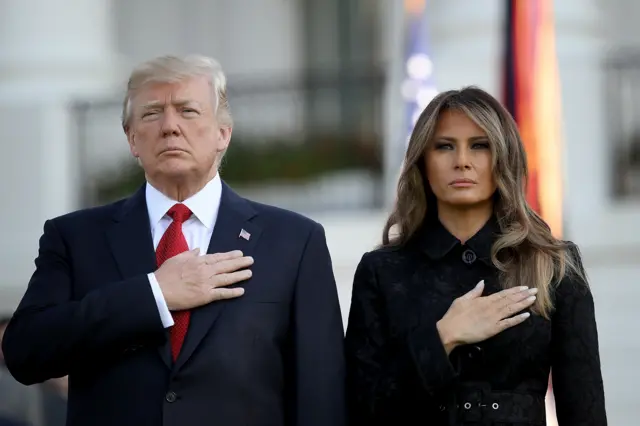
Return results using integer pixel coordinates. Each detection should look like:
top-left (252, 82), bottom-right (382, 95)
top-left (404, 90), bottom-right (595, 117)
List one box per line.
top-left (105, 185), bottom-right (173, 368)
top-left (173, 182), bottom-right (262, 372)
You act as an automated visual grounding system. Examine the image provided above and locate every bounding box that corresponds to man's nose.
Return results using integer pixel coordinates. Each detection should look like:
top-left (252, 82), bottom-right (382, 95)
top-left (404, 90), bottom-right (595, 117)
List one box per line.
top-left (160, 110), bottom-right (181, 136)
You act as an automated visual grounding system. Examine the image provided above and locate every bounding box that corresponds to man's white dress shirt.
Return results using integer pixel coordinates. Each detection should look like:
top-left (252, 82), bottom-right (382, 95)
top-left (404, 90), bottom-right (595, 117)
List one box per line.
top-left (144, 174), bottom-right (223, 328)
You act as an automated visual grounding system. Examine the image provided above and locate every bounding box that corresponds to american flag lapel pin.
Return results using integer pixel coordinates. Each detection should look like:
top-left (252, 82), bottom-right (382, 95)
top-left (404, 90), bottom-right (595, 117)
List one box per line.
top-left (239, 229), bottom-right (251, 241)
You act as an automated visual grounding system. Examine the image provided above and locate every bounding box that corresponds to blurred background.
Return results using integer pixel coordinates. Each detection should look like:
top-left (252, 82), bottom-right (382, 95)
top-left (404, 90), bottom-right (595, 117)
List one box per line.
top-left (0, 0), bottom-right (638, 424)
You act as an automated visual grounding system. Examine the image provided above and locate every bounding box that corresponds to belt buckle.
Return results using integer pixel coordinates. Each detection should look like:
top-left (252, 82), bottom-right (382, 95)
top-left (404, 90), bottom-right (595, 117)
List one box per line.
top-left (478, 401), bottom-right (500, 411)
top-left (458, 384), bottom-right (497, 422)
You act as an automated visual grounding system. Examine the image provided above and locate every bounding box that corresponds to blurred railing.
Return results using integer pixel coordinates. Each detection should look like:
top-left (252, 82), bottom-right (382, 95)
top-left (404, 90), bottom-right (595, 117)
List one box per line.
top-left (604, 52), bottom-right (640, 199)
top-left (72, 69), bottom-right (386, 213)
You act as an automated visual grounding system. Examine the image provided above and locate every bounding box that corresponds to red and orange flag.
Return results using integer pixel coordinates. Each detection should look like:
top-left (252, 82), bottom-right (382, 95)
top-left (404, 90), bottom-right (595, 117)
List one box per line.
top-left (503, 0), bottom-right (564, 238)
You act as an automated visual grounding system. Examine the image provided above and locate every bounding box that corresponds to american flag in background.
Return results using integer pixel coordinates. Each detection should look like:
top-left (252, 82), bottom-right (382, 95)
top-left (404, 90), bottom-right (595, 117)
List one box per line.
top-left (401, 0), bottom-right (438, 148)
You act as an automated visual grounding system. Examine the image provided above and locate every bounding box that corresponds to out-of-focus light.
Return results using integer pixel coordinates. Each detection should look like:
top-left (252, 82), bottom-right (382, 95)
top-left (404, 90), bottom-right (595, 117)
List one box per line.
top-left (406, 54), bottom-right (433, 80)
top-left (404, 0), bottom-right (426, 15)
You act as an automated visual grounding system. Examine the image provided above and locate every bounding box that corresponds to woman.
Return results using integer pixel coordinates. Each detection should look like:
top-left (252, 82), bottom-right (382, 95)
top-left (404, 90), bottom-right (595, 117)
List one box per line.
top-left (345, 87), bottom-right (606, 425)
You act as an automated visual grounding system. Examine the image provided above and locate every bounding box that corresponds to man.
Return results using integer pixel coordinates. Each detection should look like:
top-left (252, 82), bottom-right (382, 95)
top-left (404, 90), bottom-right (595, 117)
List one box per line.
top-left (2, 55), bottom-right (346, 426)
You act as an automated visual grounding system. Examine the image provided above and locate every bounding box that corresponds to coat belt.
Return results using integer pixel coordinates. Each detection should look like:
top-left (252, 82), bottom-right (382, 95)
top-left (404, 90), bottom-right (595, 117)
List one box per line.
top-left (437, 382), bottom-right (547, 425)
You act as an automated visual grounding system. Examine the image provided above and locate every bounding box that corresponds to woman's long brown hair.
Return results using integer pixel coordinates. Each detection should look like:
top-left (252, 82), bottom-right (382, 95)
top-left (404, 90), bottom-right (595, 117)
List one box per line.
top-left (382, 86), bottom-right (586, 319)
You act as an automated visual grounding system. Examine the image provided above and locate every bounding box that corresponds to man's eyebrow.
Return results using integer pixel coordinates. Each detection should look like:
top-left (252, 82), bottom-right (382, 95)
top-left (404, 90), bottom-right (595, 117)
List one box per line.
top-left (140, 100), bottom-right (163, 110)
top-left (140, 100), bottom-right (199, 109)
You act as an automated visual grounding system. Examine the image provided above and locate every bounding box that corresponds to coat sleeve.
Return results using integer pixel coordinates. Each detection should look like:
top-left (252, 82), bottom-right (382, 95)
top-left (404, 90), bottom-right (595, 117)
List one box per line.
top-left (551, 243), bottom-right (607, 425)
top-left (1, 219), bottom-right (166, 385)
top-left (291, 223), bottom-right (347, 426)
top-left (345, 252), bottom-right (458, 425)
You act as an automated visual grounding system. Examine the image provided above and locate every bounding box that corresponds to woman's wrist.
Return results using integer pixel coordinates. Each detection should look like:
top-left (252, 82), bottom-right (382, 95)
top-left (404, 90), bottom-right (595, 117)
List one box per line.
top-left (436, 319), bottom-right (459, 355)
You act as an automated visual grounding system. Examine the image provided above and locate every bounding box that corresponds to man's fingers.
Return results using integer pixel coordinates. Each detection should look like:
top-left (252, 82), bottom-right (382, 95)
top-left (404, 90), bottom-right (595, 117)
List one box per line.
top-left (210, 257), bottom-right (254, 275)
top-left (210, 287), bottom-right (245, 301)
top-left (212, 270), bottom-right (253, 288)
top-left (497, 311), bottom-right (531, 331)
top-left (174, 248), bottom-right (201, 259)
top-left (201, 250), bottom-right (244, 264)
top-left (459, 280), bottom-right (485, 301)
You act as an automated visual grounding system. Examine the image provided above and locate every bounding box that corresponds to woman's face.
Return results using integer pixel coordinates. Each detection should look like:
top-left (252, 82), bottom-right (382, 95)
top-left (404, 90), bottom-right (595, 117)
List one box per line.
top-left (424, 108), bottom-right (497, 210)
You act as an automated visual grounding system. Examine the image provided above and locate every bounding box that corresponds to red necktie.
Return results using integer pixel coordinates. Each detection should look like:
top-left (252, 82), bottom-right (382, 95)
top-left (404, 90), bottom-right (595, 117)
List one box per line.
top-left (156, 203), bottom-right (193, 361)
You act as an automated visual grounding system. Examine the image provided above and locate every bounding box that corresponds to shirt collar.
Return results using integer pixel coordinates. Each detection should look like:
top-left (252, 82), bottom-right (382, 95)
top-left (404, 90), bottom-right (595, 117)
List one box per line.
top-left (419, 215), bottom-right (500, 265)
top-left (145, 173), bottom-right (222, 229)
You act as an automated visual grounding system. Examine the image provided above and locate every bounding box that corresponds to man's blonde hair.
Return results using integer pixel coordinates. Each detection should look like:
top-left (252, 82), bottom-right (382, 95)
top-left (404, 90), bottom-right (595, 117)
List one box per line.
top-left (121, 54), bottom-right (233, 131)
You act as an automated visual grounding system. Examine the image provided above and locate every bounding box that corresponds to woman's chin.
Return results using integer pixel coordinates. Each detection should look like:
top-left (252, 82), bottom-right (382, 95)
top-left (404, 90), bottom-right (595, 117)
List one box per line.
top-left (440, 195), bottom-right (493, 209)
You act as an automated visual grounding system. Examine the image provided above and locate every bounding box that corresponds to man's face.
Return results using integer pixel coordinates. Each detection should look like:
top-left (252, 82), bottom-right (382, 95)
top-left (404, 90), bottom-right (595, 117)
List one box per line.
top-left (126, 76), bottom-right (231, 183)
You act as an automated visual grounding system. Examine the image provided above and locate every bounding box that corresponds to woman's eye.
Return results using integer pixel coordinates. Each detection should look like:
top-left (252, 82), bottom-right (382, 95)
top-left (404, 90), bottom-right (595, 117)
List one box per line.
top-left (472, 142), bottom-right (490, 149)
top-left (434, 142), bottom-right (453, 150)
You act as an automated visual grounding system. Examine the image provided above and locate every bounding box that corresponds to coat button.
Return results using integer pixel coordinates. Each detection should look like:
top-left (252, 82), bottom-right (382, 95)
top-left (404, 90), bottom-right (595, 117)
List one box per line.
top-left (165, 391), bottom-right (177, 403)
top-left (462, 249), bottom-right (477, 264)
top-left (468, 345), bottom-right (483, 359)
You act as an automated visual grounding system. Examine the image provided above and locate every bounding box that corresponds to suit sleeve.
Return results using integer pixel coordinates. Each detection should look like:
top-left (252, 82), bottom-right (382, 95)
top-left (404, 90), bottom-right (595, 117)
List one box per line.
top-left (345, 252), bottom-right (457, 425)
top-left (292, 223), bottom-right (346, 426)
top-left (551, 243), bottom-right (607, 425)
top-left (1, 219), bottom-right (166, 385)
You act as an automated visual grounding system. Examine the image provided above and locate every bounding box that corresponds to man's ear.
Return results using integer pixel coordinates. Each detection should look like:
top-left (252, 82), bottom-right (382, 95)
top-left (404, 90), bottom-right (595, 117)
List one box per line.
top-left (126, 128), bottom-right (139, 158)
top-left (216, 126), bottom-right (232, 153)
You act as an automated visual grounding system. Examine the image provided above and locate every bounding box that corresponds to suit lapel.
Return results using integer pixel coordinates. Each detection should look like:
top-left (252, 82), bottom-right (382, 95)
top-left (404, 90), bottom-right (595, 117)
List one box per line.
top-left (105, 186), bottom-right (173, 368)
top-left (173, 182), bottom-right (262, 372)
top-left (106, 186), bottom-right (156, 278)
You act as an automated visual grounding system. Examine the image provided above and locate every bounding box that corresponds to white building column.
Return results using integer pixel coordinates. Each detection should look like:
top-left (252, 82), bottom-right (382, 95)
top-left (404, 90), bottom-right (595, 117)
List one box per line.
top-left (553, 0), bottom-right (610, 246)
top-left (0, 0), bottom-right (122, 312)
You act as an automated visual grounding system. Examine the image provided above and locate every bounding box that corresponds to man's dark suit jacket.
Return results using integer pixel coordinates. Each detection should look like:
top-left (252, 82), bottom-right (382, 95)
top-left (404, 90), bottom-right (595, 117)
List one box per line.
top-left (2, 182), bottom-right (346, 426)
